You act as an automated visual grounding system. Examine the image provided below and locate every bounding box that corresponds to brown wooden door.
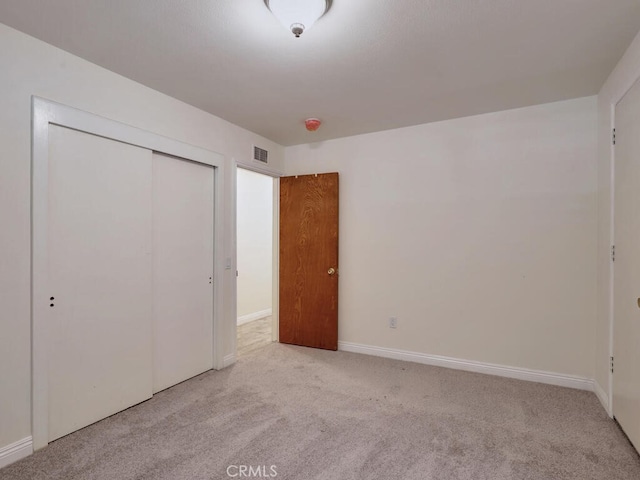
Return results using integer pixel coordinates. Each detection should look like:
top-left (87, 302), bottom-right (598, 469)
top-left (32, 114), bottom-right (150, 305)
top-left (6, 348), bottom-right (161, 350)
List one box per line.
top-left (279, 173), bottom-right (339, 350)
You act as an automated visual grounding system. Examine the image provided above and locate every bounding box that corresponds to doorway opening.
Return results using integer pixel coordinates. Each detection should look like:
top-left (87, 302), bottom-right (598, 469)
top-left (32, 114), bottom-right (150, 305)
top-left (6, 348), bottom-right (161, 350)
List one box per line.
top-left (236, 168), bottom-right (275, 356)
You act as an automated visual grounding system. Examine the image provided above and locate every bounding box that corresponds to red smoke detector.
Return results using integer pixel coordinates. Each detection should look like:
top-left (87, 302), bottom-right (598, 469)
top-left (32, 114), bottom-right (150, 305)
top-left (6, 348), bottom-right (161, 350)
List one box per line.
top-left (305, 118), bottom-right (322, 132)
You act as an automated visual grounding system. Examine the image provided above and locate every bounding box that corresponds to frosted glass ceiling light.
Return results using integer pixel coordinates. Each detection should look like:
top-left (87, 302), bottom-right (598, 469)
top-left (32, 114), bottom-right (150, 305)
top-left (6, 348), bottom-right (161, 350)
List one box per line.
top-left (264, 0), bottom-right (332, 37)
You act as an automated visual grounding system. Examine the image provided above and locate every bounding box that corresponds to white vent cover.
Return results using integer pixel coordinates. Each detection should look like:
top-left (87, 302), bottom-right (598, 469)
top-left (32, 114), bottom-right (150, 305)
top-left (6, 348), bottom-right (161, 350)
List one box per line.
top-left (253, 146), bottom-right (268, 163)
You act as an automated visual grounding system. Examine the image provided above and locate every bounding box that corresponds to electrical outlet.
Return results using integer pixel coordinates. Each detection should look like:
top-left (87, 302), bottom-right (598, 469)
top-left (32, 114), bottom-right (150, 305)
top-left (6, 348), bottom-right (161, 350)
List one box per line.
top-left (389, 317), bottom-right (397, 329)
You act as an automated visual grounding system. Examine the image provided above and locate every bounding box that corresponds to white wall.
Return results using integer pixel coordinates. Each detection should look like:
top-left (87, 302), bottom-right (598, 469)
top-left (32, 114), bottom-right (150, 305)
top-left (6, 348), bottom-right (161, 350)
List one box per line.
top-left (596, 29), bottom-right (640, 411)
top-left (285, 97), bottom-right (598, 379)
top-left (237, 169), bottom-right (273, 321)
top-left (0, 24), bottom-right (283, 452)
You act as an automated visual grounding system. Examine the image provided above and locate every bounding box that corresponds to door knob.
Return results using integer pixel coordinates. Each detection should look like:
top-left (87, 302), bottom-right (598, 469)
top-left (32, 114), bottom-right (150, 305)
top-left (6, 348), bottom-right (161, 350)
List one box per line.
top-left (328, 267), bottom-right (336, 276)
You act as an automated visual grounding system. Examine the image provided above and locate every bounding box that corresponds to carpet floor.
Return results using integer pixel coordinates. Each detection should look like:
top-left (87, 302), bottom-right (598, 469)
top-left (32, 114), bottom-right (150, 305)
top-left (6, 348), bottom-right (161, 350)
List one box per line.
top-left (237, 317), bottom-right (272, 356)
top-left (2, 343), bottom-right (639, 480)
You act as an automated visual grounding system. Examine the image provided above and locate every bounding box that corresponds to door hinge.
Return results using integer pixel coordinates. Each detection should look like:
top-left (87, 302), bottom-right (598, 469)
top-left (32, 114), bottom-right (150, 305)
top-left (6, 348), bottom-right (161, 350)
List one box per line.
top-left (611, 356), bottom-right (614, 374)
top-left (611, 245), bottom-right (615, 262)
top-left (612, 128), bottom-right (616, 145)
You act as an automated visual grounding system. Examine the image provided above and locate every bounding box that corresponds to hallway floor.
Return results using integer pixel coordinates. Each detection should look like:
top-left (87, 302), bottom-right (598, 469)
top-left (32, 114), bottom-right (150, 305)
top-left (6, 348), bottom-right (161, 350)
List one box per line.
top-left (237, 316), bottom-right (272, 356)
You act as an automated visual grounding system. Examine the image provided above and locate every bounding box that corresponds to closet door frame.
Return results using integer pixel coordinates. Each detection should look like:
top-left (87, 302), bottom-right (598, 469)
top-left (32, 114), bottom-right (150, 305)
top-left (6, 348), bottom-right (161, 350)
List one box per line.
top-left (31, 96), bottom-right (225, 450)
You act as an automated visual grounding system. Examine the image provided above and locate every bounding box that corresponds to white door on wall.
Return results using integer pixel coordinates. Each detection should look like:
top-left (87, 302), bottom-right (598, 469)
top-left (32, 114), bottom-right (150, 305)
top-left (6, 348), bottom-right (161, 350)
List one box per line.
top-left (47, 125), bottom-right (154, 442)
top-left (152, 153), bottom-right (214, 393)
top-left (613, 77), bottom-right (640, 452)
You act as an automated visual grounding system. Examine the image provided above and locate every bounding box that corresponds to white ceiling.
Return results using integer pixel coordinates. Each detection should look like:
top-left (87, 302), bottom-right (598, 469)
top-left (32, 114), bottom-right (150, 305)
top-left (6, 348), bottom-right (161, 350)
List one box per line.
top-left (1, 0), bottom-right (639, 146)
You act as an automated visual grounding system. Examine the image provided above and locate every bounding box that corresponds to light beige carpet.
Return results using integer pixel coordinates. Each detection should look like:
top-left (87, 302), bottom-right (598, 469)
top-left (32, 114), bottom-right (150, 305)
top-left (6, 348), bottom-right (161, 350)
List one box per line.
top-left (2, 343), bottom-right (639, 479)
top-left (237, 316), bottom-right (272, 356)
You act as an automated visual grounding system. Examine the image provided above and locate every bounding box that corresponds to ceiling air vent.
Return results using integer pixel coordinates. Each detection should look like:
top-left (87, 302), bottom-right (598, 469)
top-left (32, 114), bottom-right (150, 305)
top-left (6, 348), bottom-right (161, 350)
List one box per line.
top-left (253, 146), bottom-right (268, 164)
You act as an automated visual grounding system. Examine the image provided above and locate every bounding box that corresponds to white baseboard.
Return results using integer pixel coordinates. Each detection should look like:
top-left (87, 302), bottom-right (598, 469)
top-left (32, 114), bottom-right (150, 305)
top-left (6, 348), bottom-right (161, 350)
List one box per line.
top-left (0, 437), bottom-right (33, 469)
top-left (338, 341), bottom-right (594, 391)
top-left (593, 381), bottom-right (611, 416)
top-left (237, 308), bottom-right (272, 326)
top-left (223, 353), bottom-right (236, 368)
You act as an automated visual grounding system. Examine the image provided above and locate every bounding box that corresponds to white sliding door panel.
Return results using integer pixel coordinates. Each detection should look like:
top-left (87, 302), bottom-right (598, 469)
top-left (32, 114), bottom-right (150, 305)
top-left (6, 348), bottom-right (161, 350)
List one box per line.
top-left (613, 77), bottom-right (640, 452)
top-left (47, 125), bottom-right (154, 442)
top-left (152, 153), bottom-right (214, 393)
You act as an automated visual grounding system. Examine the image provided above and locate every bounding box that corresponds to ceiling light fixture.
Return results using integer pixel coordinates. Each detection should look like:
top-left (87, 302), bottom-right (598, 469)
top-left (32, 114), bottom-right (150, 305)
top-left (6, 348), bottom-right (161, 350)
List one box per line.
top-left (264, 0), bottom-right (332, 38)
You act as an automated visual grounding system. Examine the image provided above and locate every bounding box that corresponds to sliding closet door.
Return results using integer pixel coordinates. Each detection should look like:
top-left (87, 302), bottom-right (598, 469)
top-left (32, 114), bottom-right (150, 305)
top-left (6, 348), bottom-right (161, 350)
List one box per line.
top-left (152, 153), bottom-right (214, 393)
top-left (47, 125), bottom-right (153, 442)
